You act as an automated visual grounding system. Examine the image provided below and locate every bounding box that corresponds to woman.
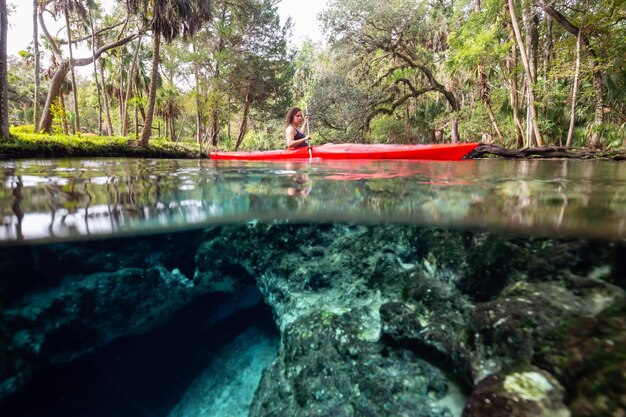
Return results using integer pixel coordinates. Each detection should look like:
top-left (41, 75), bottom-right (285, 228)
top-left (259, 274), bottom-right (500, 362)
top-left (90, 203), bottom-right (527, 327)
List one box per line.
top-left (285, 107), bottom-right (312, 149)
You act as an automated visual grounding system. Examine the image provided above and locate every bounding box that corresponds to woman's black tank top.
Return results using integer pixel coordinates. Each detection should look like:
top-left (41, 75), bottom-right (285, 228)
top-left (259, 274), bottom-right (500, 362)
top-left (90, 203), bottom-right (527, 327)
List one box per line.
top-left (292, 127), bottom-right (308, 148)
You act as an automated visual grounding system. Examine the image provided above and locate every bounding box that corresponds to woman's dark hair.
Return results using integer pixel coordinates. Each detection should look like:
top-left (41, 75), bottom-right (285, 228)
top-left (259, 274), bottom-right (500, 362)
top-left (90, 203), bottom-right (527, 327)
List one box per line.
top-left (286, 107), bottom-right (302, 126)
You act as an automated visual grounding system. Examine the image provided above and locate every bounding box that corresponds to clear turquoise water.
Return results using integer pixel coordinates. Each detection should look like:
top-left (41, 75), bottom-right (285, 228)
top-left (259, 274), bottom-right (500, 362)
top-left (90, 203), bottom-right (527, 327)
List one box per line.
top-left (1, 158), bottom-right (625, 244)
top-left (0, 158), bottom-right (624, 417)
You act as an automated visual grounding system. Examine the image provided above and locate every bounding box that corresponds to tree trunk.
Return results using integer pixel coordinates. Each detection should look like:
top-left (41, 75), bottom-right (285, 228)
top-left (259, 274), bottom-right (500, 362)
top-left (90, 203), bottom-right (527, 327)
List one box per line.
top-left (170, 114), bottom-right (175, 142)
top-left (33, 0), bottom-right (40, 130)
top-left (140, 31), bottom-right (160, 146)
top-left (537, 0), bottom-right (604, 148)
top-left (118, 63), bottom-right (124, 134)
top-left (210, 110), bottom-right (220, 146)
top-left (507, 0), bottom-right (544, 146)
top-left (192, 40), bottom-right (202, 144)
top-left (590, 67), bottom-right (603, 148)
top-left (138, 90), bottom-right (146, 124)
top-left (523, 3), bottom-right (540, 146)
top-left (210, 4), bottom-right (227, 148)
top-left (479, 68), bottom-right (503, 141)
top-left (88, 8), bottom-right (102, 135)
top-left (504, 11), bottom-right (524, 147)
top-left (526, 7), bottom-right (539, 88)
top-left (566, 22), bottom-right (583, 146)
top-left (195, 101), bottom-right (202, 145)
top-left (235, 86), bottom-right (252, 150)
top-left (134, 87), bottom-right (139, 139)
top-left (39, 61), bottom-right (71, 133)
top-left (122, 36), bottom-right (142, 136)
top-left (0, 0), bottom-right (8, 139)
top-left (450, 118), bottom-right (459, 143)
top-left (475, 0), bottom-right (502, 142)
top-left (65, 12), bottom-right (80, 134)
top-left (99, 61), bottom-right (114, 136)
top-left (545, 14), bottom-right (554, 73)
top-left (37, 17), bottom-right (138, 134)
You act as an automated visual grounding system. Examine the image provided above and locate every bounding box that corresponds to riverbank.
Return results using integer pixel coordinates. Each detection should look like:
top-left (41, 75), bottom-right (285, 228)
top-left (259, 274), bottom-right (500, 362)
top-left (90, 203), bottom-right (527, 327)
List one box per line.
top-left (1, 129), bottom-right (625, 160)
top-left (0, 129), bottom-right (205, 159)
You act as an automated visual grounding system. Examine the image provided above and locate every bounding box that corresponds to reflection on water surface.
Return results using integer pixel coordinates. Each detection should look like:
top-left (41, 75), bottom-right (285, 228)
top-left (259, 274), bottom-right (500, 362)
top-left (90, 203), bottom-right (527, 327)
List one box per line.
top-left (1, 158), bottom-right (625, 243)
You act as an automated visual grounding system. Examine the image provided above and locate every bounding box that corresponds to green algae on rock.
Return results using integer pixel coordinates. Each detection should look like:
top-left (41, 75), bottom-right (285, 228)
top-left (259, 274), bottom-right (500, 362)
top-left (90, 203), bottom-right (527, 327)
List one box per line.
top-left (0, 223), bottom-right (623, 417)
top-left (462, 368), bottom-right (570, 417)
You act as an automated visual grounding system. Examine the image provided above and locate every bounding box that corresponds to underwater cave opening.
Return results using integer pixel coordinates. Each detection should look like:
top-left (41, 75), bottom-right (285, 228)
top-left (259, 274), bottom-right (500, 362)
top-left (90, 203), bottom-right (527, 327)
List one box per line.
top-left (0, 286), bottom-right (279, 417)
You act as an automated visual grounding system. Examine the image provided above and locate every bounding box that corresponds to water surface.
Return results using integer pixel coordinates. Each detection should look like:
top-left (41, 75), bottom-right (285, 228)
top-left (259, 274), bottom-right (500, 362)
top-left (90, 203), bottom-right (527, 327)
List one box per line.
top-left (1, 157), bottom-right (624, 417)
top-left (1, 158), bottom-right (625, 244)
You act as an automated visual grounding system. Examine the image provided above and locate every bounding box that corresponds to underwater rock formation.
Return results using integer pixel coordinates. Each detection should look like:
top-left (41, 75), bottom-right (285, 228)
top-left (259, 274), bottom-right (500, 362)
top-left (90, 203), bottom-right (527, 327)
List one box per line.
top-left (1, 223), bottom-right (623, 417)
top-left (249, 309), bottom-right (458, 417)
top-left (537, 299), bottom-right (626, 417)
top-left (0, 230), bottom-right (238, 398)
top-left (193, 224), bottom-right (623, 417)
top-left (462, 368), bottom-right (570, 417)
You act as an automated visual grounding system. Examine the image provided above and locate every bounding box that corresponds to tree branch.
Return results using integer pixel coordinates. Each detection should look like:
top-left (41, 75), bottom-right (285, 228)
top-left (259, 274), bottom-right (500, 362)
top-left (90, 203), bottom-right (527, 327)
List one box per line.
top-left (57, 21), bottom-right (126, 45)
top-left (72, 32), bottom-right (142, 67)
top-left (38, 7), bottom-right (63, 62)
top-left (395, 77), bottom-right (432, 98)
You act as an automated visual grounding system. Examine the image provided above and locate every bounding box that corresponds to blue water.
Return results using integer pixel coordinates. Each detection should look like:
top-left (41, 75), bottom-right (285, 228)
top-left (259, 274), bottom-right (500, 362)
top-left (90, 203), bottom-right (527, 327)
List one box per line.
top-left (0, 158), bottom-right (624, 417)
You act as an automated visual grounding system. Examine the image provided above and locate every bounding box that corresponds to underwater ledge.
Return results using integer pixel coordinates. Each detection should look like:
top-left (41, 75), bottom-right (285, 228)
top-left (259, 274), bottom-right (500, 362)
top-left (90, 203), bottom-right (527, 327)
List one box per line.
top-left (0, 222), bottom-right (624, 417)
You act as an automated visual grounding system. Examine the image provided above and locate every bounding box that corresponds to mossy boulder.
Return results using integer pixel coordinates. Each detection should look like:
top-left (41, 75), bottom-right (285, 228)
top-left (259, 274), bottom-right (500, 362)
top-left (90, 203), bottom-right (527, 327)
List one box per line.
top-left (250, 309), bottom-right (458, 417)
top-left (538, 299), bottom-right (626, 417)
top-left (468, 283), bottom-right (581, 367)
top-left (462, 368), bottom-right (569, 417)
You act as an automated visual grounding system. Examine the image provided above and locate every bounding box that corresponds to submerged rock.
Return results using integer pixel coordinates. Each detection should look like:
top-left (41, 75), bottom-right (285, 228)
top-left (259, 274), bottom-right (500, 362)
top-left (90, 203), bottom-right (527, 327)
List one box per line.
top-left (250, 309), bottom-right (459, 417)
top-left (1, 266), bottom-right (201, 397)
top-left (462, 368), bottom-right (570, 417)
top-left (537, 299), bottom-right (626, 417)
top-left (0, 230), bottom-right (229, 398)
top-left (0, 222), bottom-right (621, 417)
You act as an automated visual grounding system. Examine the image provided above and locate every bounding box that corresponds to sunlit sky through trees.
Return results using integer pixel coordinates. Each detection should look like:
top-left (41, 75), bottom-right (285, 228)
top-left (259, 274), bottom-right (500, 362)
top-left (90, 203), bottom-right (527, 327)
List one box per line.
top-left (6, 0), bottom-right (327, 57)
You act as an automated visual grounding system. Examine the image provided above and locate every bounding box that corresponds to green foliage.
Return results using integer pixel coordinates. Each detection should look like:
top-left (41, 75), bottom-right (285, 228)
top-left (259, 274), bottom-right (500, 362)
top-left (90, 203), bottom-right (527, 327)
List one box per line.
top-left (10, 125), bottom-right (36, 134)
top-left (292, 39), bottom-right (320, 105)
top-left (6, 0), bottom-right (623, 150)
top-left (238, 120), bottom-right (285, 151)
top-left (447, 19), bottom-right (509, 72)
top-left (4, 127), bottom-right (203, 158)
top-left (368, 115), bottom-right (415, 144)
top-left (309, 69), bottom-right (380, 141)
top-left (590, 122), bottom-right (626, 149)
top-left (50, 99), bottom-right (67, 135)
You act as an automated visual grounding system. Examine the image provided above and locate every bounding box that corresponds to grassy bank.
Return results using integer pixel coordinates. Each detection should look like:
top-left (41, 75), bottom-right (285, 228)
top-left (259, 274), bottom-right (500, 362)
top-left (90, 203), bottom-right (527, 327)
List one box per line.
top-left (0, 126), bottom-right (205, 159)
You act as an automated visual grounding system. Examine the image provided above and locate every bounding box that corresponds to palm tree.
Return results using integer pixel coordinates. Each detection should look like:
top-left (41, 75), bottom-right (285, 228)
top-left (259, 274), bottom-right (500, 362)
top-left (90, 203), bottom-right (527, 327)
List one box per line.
top-left (126, 0), bottom-right (211, 145)
top-left (156, 84), bottom-right (180, 141)
top-left (57, 79), bottom-right (73, 134)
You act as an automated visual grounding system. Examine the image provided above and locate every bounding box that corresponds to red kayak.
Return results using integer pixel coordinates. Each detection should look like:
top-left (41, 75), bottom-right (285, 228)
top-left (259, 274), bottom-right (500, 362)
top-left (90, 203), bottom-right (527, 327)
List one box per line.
top-left (211, 143), bottom-right (479, 161)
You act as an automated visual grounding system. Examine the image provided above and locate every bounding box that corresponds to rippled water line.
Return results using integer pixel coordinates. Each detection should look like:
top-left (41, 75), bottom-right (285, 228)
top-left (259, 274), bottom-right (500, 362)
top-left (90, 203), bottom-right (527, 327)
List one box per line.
top-left (1, 158), bottom-right (625, 244)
